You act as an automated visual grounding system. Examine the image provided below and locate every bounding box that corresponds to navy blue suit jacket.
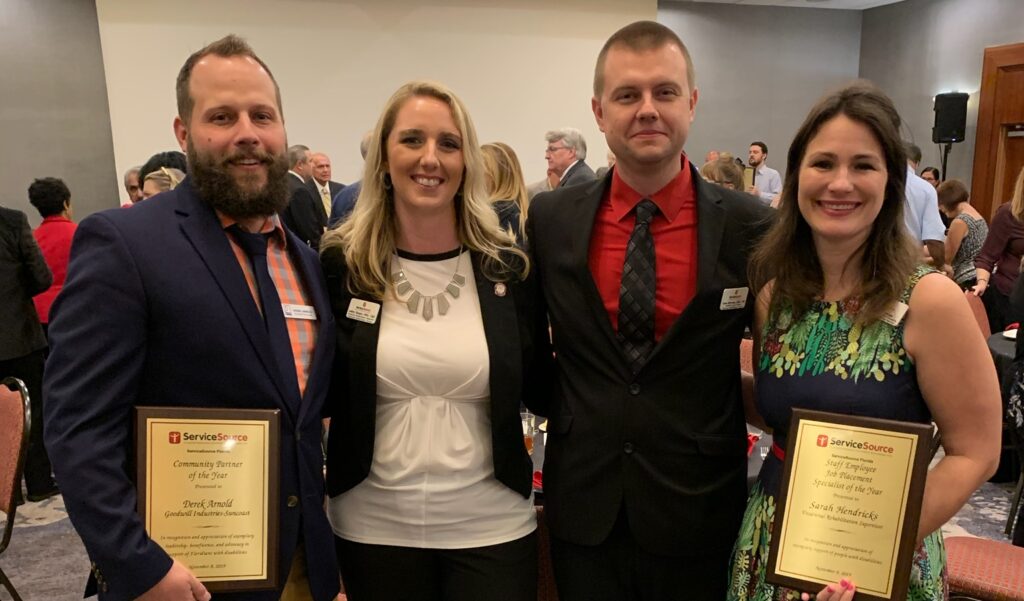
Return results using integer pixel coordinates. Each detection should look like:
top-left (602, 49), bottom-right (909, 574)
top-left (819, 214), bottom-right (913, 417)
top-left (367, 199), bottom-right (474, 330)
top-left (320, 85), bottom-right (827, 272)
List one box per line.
top-left (43, 179), bottom-right (339, 601)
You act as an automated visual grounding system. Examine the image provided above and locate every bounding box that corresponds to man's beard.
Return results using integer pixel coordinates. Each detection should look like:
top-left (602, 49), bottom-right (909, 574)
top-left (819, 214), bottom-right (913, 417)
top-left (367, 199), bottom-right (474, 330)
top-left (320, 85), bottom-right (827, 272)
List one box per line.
top-left (187, 140), bottom-right (290, 219)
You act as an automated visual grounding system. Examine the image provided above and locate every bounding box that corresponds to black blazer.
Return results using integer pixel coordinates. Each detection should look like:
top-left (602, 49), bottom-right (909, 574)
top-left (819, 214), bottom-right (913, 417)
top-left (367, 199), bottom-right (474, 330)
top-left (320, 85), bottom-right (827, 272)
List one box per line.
top-left (281, 174), bottom-right (326, 249)
top-left (559, 160), bottom-right (597, 188)
top-left (320, 248), bottom-right (553, 499)
top-left (0, 206), bottom-right (51, 360)
top-left (306, 178), bottom-right (345, 223)
top-left (527, 164), bottom-right (773, 557)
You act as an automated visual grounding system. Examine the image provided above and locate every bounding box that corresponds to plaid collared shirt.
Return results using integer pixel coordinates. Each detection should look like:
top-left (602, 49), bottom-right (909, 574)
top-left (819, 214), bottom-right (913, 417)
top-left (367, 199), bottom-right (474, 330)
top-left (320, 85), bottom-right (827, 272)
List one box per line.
top-left (219, 213), bottom-right (317, 396)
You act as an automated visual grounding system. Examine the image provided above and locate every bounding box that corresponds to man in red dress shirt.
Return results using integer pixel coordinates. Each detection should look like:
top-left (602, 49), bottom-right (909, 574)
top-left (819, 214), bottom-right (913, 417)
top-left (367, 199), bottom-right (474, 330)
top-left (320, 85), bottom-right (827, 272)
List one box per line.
top-left (527, 21), bottom-right (773, 600)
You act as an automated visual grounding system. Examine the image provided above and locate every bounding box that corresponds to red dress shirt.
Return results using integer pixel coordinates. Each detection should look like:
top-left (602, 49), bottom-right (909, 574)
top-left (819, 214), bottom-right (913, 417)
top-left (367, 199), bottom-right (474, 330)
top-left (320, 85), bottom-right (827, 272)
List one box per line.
top-left (588, 157), bottom-right (698, 340)
top-left (33, 215), bottom-right (77, 323)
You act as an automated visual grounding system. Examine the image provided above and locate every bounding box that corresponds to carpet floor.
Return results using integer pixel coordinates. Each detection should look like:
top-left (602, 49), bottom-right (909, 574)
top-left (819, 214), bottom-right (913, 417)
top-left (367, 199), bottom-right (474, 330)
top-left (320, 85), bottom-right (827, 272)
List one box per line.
top-left (0, 480), bottom-right (1019, 600)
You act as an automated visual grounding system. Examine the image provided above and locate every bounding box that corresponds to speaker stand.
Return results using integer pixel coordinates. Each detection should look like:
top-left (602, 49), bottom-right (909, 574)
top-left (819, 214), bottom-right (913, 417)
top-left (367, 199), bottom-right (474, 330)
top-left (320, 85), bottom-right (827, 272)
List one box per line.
top-left (940, 142), bottom-right (953, 181)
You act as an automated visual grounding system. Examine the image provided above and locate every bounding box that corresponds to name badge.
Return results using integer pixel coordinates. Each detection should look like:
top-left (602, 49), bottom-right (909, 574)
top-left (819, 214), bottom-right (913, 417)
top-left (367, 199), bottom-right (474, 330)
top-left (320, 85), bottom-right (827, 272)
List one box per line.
top-left (282, 304), bottom-right (317, 320)
top-left (720, 287), bottom-right (750, 311)
top-left (879, 301), bottom-right (909, 326)
top-left (346, 299), bottom-right (380, 324)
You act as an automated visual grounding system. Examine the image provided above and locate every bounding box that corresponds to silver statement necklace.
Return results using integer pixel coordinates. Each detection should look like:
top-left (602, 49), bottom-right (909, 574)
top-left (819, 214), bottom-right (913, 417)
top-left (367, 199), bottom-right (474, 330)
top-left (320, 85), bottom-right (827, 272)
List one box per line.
top-left (392, 249), bottom-right (466, 321)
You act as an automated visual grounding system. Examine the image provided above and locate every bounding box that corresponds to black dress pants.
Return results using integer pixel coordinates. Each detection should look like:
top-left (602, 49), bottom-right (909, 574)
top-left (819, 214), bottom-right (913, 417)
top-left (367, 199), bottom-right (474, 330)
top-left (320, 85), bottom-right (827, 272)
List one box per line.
top-left (550, 506), bottom-right (730, 601)
top-left (0, 349), bottom-right (55, 496)
top-left (336, 531), bottom-right (537, 601)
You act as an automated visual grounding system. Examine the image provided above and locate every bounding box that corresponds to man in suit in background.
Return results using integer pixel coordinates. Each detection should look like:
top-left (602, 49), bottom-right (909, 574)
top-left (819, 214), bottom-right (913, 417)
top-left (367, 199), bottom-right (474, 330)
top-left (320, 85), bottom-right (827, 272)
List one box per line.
top-left (307, 152), bottom-right (344, 227)
top-left (281, 144), bottom-right (325, 248)
top-left (528, 21), bottom-right (771, 601)
top-left (44, 34), bottom-right (338, 601)
top-left (545, 127), bottom-right (597, 188)
top-left (0, 204), bottom-right (55, 504)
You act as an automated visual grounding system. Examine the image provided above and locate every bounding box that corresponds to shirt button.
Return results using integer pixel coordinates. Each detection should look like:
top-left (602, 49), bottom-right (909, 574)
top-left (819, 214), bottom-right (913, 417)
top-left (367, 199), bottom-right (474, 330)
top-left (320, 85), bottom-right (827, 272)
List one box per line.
top-left (629, 383), bottom-right (641, 396)
top-left (624, 442), bottom-right (634, 454)
top-left (287, 495), bottom-right (299, 508)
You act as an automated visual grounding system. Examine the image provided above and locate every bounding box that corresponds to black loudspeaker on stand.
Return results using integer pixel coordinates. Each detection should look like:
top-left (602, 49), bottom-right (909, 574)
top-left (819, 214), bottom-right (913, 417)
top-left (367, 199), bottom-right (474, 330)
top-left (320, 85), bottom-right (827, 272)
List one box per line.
top-left (933, 92), bottom-right (968, 179)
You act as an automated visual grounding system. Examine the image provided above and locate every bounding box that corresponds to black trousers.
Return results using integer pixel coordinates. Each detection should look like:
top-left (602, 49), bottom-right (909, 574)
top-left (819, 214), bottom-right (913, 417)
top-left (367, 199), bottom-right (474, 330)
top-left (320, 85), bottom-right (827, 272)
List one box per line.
top-left (550, 506), bottom-right (730, 601)
top-left (0, 349), bottom-right (54, 495)
top-left (336, 531), bottom-right (537, 601)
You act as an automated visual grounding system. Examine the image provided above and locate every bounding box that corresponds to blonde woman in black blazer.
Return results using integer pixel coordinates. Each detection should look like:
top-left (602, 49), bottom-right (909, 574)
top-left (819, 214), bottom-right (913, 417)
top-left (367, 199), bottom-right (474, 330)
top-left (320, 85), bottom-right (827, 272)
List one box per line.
top-left (319, 80), bottom-right (553, 601)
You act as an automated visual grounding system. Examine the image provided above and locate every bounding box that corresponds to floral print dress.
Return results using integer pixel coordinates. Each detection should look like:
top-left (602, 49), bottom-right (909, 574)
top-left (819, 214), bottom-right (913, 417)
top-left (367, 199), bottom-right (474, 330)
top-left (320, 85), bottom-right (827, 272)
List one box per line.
top-left (727, 266), bottom-right (947, 601)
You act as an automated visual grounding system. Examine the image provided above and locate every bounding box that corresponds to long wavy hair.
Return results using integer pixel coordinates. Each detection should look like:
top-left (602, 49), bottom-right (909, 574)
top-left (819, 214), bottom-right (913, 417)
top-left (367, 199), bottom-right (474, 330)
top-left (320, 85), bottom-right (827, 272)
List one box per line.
top-left (1010, 166), bottom-right (1024, 221)
top-left (320, 81), bottom-right (527, 298)
top-left (749, 81), bottom-right (918, 325)
top-left (481, 142), bottom-right (530, 239)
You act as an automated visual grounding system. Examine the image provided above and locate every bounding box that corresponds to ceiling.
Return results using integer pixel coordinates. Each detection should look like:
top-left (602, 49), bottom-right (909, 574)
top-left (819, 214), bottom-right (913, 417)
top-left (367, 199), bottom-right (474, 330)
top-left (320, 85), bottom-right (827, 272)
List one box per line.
top-left (665, 0), bottom-right (906, 9)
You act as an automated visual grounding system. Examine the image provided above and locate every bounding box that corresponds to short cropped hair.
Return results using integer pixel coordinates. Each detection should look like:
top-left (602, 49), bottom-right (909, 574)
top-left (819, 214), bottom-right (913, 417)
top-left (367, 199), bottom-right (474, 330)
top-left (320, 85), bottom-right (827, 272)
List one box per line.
top-left (936, 179), bottom-right (969, 210)
top-left (594, 20), bottom-right (694, 96)
top-left (288, 145), bottom-right (310, 170)
top-left (28, 177), bottom-right (71, 218)
top-left (176, 34), bottom-right (282, 126)
top-left (750, 141), bottom-right (768, 156)
top-left (904, 142), bottom-right (922, 164)
top-left (545, 128), bottom-right (587, 160)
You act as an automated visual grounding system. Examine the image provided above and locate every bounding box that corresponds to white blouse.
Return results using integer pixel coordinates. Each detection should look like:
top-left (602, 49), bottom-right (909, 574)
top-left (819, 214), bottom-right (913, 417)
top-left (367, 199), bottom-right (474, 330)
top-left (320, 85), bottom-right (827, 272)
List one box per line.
top-left (328, 250), bottom-right (536, 549)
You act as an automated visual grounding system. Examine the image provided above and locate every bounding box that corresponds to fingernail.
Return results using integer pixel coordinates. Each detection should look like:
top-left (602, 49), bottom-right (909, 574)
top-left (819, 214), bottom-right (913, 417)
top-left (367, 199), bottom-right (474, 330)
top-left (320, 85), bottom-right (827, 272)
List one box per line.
top-left (840, 578), bottom-right (850, 588)
top-left (826, 585), bottom-right (835, 592)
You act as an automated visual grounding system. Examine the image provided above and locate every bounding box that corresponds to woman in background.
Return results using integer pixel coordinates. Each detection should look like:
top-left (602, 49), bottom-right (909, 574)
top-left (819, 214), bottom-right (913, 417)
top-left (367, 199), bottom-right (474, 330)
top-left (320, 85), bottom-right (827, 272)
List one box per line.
top-left (973, 166), bottom-right (1024, 330)
top-left (936, 179), bottom-right (987, 290)
top-left (699, 156), bottom-right (745, 192)
top-left (481, 141), bottom-right (530, 241)
top-left (28, 177), bottom-right (76, 336)
top-left (727, 82), bottom-right (1000, 601)
top-left (920, 166), bottom-right (941, 188)
top-left (320, 81), bottom-right (552, 601)
top-left (140, 167), bottom-right (185, 200)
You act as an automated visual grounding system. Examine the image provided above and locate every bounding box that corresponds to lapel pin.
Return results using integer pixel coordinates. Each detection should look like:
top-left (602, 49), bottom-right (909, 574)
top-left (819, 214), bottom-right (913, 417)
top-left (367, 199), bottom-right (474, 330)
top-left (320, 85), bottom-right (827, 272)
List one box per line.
top-left (494, 283), bottom-right (507, 297)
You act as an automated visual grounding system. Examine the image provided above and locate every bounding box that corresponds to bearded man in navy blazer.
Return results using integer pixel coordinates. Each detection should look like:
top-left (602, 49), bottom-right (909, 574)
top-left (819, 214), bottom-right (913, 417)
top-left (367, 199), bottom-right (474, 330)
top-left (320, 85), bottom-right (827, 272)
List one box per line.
top-left (527, 21), bottom-right (772, 601)
top-left (44, 35), bottom-right (338, 601)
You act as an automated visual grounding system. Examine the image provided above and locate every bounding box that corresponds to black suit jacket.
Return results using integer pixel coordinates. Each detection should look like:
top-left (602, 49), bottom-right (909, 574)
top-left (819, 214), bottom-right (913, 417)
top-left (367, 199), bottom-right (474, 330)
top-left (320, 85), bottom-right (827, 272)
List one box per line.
top-left (527, 164), bottom-right (773, 557)
top-left (44, 181), bottom-right (339, 601)
top-left (320, 248), bottom-right (553, 499)
top-left (559, 160), bottom-right (597, 188)
top-left (0, 207), bottom-right (51, 360)
top-left (306, 178), bottom-right (345, 224)
top-left (281, 173), bottom-right (326, 249)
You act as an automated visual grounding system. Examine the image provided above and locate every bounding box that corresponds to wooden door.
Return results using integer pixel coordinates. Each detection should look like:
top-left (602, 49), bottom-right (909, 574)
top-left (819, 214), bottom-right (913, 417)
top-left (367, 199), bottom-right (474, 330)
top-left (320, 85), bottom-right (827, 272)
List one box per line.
top-left (971, 43), bottom-right (1024, 219)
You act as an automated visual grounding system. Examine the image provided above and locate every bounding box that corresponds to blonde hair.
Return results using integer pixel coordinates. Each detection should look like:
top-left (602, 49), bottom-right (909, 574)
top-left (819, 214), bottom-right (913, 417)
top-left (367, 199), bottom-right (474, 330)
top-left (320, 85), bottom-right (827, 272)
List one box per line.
top-left (320, 81), bottom-right (528, 298)
top-left (481, 142), bottom-right (529, 239)
top-left (143, 167), bottom-right (184, 192)
top-left (1010, 166), bottom-right (1024, 222)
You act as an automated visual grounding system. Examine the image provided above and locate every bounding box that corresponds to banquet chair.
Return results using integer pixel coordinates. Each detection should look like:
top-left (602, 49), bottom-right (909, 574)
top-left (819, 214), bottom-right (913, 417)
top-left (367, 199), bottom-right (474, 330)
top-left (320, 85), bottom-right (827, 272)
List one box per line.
top-left (739, 337), bottom-right (754, 374)
top-left (0, 377), bottom-right (31, 601)
top-left (947, 536), bottom-right (1024, 600)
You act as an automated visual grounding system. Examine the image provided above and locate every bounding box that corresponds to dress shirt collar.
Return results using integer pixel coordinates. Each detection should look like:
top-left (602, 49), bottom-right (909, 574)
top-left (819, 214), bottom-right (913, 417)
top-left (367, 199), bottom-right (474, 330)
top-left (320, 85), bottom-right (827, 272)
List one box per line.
top-left (608, 155), bottom-right (692, 224)
top-left (217, 212), bottom-right (288, 248)
top-left (559, 160), bottom-right (581, 182)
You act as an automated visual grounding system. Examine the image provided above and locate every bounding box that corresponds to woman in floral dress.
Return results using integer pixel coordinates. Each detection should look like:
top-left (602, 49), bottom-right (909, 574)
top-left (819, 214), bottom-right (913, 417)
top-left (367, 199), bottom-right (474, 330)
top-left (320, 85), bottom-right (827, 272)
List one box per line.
top-left (727, 82), bottom-right (1002, 601)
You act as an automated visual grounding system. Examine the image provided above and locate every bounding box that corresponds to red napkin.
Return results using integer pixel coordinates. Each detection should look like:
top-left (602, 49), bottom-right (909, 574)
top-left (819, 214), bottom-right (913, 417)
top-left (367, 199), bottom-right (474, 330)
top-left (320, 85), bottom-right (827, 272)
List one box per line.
top-left (1006, 322), bottom-right (1019, 332)
top-left (747, 433), bottom-right (761, 457)
top-left (533, 470), bottom-right (544, 490)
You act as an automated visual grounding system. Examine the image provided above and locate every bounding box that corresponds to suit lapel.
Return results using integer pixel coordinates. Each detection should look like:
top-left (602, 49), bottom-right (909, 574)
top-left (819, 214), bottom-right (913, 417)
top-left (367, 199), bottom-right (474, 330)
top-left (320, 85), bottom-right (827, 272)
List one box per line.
top-left (286, 231), bottom-right (333, 423)
top-left (473, 254), bottom-right (521, 414)
top-left (174, 182), bottom-right (297, 420)
top-left (645, 166), bottom-right (727, 361)
top-left (565, 179), bottom-right (634, 379)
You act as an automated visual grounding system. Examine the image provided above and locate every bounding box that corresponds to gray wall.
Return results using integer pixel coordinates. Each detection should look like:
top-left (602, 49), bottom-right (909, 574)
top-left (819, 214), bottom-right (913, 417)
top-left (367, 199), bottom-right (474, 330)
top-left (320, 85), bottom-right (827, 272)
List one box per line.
top-left (658, 3), bottom-right (863, 181)
top-left (0, 0), bottom-right (117, 226)
top-left (860, 0), bottom-right (1024, 186)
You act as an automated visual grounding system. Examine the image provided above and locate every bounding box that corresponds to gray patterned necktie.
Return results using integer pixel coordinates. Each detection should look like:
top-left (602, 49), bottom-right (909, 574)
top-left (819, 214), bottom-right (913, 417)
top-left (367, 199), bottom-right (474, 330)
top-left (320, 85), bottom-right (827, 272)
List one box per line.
top-left (617, 198), bottom-right (658, 373)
